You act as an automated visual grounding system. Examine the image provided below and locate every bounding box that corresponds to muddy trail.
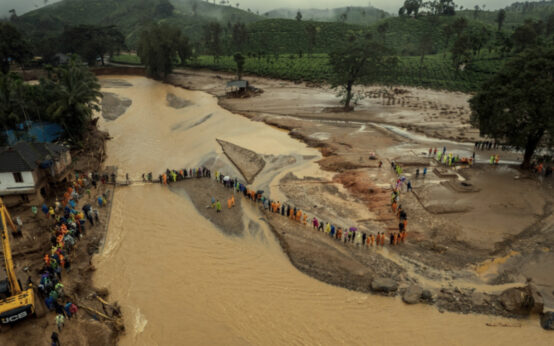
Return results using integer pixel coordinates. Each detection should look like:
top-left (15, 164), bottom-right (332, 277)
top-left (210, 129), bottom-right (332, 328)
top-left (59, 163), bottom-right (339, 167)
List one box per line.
top-left (0, 130), bottom-right (123, 345)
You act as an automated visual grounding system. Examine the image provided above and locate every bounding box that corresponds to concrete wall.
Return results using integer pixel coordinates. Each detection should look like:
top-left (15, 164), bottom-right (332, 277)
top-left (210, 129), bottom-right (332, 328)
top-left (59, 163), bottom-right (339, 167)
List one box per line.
top-left (0, 171), bottom-right (36, 196)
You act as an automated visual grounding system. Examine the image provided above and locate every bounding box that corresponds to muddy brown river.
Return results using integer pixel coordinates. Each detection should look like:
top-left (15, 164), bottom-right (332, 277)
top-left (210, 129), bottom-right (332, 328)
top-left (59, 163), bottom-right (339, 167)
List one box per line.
top-left (93, 76), bottom-right (551, 345)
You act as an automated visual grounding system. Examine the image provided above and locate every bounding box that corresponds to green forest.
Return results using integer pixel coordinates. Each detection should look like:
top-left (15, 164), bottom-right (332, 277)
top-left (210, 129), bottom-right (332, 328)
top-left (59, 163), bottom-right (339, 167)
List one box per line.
top-left (3, 0), bottom-right (554, 92)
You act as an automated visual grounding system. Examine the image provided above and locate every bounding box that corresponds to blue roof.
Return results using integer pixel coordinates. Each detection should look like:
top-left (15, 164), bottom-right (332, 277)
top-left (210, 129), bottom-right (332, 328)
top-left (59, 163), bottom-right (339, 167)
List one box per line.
top-left (3, 121), bottom-right (63, 145)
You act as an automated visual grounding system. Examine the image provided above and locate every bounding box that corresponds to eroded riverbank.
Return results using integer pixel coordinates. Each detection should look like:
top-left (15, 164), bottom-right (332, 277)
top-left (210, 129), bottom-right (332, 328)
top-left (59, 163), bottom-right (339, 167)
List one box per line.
top-left (93, 74), bottom-right (553, 344)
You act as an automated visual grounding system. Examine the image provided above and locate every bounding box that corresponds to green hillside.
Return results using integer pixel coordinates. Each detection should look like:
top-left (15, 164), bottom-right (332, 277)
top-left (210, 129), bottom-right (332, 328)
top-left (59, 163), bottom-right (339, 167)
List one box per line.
top-left (171, 0), bottom-right (261, 24)
top-left (457, 1), bottom-right (554, 29)
top-left (243, 19), bottom-right (364, 55)
top-left (15, 0), bottom-right (263, 48)
top-left (10, 0), bottom-right (554, 93)
top-left (263, 6), bottom-right (389, 26)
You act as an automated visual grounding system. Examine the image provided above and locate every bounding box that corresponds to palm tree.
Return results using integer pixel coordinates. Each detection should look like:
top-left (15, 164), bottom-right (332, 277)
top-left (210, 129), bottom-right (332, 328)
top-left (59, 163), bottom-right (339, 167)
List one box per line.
top-left (0, 74), bottom-right (24, 128)
top-left (44, 56), bottom-right (102, 143)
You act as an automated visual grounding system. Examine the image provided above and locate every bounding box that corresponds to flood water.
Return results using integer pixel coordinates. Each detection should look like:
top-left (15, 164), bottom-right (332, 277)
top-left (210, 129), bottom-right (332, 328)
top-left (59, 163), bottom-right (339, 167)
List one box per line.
top-left (93, 76), bottom-right (551, 345)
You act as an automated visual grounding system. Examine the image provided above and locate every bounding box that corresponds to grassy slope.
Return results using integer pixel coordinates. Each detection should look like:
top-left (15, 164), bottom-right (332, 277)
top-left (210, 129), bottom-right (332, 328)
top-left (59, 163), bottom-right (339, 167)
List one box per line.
top-left (113, 50), bottom-right (504, 92)
top-left (16, 0), bottom-right (263, 47)
top-left (263, 6), bottom-right (389, 26)
top-left (458, 1), bottom-right (554, 29)
top-left (244, 19), bottom-right (364, 54)
top-left (19, 0), bottom-right (554, 92)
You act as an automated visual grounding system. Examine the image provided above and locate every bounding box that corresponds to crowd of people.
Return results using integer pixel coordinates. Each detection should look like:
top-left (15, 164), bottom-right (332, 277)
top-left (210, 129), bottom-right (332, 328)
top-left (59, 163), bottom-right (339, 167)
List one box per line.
top-left (428, 146), bottom-right (475, 166)
top-left (31, 172), bottom-right (108, 341)
top-left (152, 167), bottom-right (212, 185)
top-left (201, 167), bottom-right (409, 249)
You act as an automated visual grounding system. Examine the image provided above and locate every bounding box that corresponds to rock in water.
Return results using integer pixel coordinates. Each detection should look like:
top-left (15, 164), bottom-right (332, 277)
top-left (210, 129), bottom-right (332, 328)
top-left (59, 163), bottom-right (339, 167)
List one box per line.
top-left (166, 93), bottom-right (192, 109)
top-left (540, 312), bottom-right (554, 330)
top-left (421, 289), bottom-right (433, 301)
top-left (370, 277), bottom-right (398, 293)
top-left (402, 285), bottom-right (423, 304)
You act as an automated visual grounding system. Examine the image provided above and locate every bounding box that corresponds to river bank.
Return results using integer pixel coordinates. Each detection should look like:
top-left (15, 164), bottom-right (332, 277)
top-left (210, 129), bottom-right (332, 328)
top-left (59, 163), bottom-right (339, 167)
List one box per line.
top-left (162, 70), bottom-right (554, 318)
top-left (90, 73), bottom-right (553, 344)
top-left (0, 126), bottom-right (124, 345)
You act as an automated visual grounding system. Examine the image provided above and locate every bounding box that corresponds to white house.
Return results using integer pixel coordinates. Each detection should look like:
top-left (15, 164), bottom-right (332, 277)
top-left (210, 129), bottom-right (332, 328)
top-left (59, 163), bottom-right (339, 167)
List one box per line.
top-left (0, 142), bottom-right (71, 206)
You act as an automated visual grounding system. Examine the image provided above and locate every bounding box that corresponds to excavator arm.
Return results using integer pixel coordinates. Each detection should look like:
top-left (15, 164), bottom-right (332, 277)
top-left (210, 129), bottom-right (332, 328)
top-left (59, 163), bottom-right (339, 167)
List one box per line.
top-left (0, 198), bottom-right (35, 324)
top-left (1, 203), bottom-right (21, 295)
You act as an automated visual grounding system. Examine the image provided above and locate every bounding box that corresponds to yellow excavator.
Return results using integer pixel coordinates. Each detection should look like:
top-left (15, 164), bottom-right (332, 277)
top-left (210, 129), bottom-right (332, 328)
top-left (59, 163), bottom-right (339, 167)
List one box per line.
top-left (0, 198), bottom-right (36, 324)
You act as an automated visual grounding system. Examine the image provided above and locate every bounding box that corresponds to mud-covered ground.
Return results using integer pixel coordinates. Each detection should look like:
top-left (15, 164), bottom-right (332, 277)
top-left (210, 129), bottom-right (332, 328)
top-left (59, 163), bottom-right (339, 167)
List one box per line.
top-left (167, 68), bottom-right (554, 321)
top-left (169, 178), bottom-right (244, 236)
top-left (0, 130), bottom-right (122, 345)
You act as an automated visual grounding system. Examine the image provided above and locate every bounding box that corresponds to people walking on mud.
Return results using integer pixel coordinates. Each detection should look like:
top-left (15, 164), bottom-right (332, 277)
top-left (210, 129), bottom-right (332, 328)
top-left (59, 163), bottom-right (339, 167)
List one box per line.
top-left (55, 313), bottom-right (65, 332)
top-left (51, 331), bottom-right (61, 345)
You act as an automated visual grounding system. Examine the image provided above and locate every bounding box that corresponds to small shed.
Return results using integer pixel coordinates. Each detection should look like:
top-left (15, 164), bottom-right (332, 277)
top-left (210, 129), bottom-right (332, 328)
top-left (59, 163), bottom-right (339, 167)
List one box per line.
top-left (226, 80), bottom-right (249, 93)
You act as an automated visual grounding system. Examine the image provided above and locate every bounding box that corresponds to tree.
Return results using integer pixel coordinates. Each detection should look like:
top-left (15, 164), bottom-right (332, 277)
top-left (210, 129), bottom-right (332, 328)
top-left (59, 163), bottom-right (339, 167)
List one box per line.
top-left (547, 13), bottom-right (554, 36)
top-left (305, 24), bottom-right (317, 57)
top-left (427, 0), bottom-right (457, 16)
top-left (61, 25), bottom-right (125, 66)
top-left (329, 35), bottom-right (390, 109)
top-left (473, 5), bottom-right (480, 18)
top-left (0, 73), bottom-right (25, 139)
top-left (42, 56), bottom-right (102, 143)
top-left (469, 46), bottom-right (554, 169)
top-left (377, 22), bottom-right (389, 45)
top-left (451, 34), bottom-right (472, 68)
top-left (8, 9), bottom-right (17, 22)
top-left (296, 11), bottom-right (302, 21)
top-left (512, 20), bottom-right (539, 52)
top-left (0, 23), bottom-right (32, 73)
top-left (177, 35), bottom-right (193, 65)
top-left (233, 53), bottom-right (245, 80)
top-left (155, 0), bottom-right (174, 18)
top-left (203, 22), bottom-right (222, 62)
top-left (231, 23), bottom-right (248, 53)
top-left (403, 0), bottom-right (422, 17)
top-left (418, 32), bottom-right (433, 65)
top-left (452, 17), bottom-right (468, 38)
top-left (441, 24), bottom-right (454, 54)
top-left (496, 9), bottom-right (506, 32)
top-left (137, 23), bottom-right (188, 79)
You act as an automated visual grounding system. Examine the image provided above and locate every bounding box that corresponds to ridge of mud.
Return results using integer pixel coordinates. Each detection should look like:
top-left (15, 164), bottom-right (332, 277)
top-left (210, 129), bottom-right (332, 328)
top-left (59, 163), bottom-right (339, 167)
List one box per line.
top-left (216, 139), bottom-right (265, 184)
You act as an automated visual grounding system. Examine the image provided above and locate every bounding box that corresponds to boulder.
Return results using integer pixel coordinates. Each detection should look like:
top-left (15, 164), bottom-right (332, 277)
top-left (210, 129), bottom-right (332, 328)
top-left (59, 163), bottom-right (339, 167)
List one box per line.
top-left (371, 277), bottom-right (398, 293)
top-left (528, 283), bottom-right (544, 314)
top-left (421, 289), bottom-right (433, 300)
top-left (540, 312), bottom-right (554, 331)
top-left (402, 285), bottom-right (423, 304)
top-left (471, 292), bottom-right (487, 306)
top-left (498, 284), bottom-right (543, 315)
